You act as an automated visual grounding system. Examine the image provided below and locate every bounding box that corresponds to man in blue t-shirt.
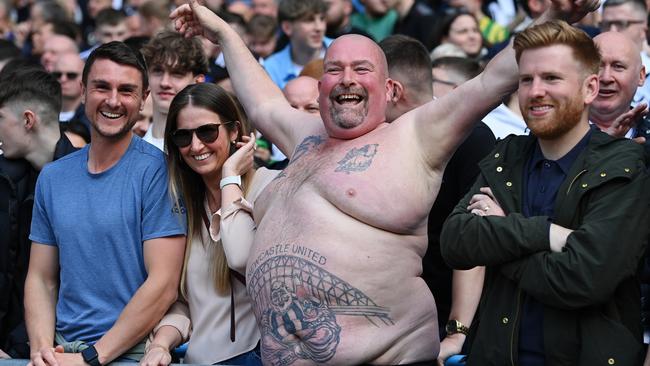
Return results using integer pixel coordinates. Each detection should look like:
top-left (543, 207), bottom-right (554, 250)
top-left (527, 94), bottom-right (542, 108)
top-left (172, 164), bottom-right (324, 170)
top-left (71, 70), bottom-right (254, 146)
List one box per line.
top-left (24, 42), bottom-right (186, 366)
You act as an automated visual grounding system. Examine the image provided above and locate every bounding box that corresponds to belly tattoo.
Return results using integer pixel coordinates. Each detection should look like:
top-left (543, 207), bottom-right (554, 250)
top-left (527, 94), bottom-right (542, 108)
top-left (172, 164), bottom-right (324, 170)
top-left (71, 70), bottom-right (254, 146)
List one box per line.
top-left (248, 253), bottom-right (394, 365)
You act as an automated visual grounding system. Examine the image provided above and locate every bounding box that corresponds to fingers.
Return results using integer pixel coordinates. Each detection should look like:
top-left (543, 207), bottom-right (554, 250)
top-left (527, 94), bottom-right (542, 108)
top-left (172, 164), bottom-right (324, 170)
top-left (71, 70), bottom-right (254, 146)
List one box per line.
top-left (633, 136), bottom-right (646, 145)
top-left (41, 348), bottom-right (58, 366)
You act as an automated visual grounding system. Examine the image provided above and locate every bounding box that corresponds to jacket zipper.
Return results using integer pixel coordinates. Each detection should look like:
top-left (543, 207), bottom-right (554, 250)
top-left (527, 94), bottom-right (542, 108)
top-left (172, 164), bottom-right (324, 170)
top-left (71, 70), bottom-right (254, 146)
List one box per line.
top-left (510, 288), bottom-right (523, 366)
top-left (565, 169), bottom-right (587, 195)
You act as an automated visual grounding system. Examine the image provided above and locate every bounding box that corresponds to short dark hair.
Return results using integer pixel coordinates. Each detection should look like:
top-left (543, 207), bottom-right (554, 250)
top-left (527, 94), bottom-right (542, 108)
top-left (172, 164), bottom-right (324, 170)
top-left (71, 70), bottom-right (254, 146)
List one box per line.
top-left (247, 14), bottom-right (278, 40)
top-left (0, 68), bottom-right (62, 125)
top-left (380, 35), bottom-right (433, 96)
top-left (431, 56), bottom-right (483, 82)
top-left (603, 0), bottom-right (647, 12)
top-left (0, 39), bottom-right (21, 63)
top-left (49, 20), bottom-right (81, 41)
top-left (95, 8), bottom-right (128, 28)
top-left (141, 31), bottom-right (208, 76)
top-left (83, 41), bottom-right (149, 90)
top-left (32, 0), bottom-right (69, 23)
top-left (278, 0), bottom-right (327, 23)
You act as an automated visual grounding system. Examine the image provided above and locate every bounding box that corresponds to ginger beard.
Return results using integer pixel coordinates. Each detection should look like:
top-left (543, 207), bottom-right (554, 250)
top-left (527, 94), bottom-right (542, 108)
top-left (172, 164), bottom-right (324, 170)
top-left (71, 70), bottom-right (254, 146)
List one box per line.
top-left (521, 90), bottom-right (584, 140)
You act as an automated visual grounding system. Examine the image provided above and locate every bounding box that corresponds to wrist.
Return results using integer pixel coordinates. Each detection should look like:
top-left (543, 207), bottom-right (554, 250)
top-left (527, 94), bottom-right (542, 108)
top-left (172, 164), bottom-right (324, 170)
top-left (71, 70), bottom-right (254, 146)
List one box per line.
top-left (220, 175), bottom-right (241, 190)
top-left (146, 343), bottom-right (170, 354)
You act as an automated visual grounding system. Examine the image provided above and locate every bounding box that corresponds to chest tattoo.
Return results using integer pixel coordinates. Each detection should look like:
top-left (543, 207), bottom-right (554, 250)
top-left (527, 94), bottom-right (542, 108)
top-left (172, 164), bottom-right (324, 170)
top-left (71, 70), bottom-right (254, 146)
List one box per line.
top-left (335, 144), bottom-right (379, 174)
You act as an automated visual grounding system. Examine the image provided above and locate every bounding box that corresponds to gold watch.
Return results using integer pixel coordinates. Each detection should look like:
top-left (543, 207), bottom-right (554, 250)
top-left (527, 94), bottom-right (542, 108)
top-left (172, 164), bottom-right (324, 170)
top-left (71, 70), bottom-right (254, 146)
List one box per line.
top-left (445, 319), bottom-right (469, 335)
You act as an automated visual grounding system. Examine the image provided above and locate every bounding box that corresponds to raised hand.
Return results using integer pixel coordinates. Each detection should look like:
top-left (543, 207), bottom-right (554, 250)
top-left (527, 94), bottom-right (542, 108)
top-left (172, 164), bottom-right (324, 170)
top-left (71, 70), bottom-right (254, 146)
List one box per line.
top-left (603, 103), bottom-right (648, 139)
top-left (169, 0), bottom-right (224, 43)
top-left (548, 0), bottom-right (601, 24)
top-left (222, 132), bottom-right (257, 178)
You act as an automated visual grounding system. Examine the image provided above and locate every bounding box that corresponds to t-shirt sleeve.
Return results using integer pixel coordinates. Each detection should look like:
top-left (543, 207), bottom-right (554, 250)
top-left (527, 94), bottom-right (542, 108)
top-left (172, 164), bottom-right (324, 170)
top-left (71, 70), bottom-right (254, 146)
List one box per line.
top-left (29, 171), bottom-right (57, 245)
top-left (141, 159), bottom-right (186, 241)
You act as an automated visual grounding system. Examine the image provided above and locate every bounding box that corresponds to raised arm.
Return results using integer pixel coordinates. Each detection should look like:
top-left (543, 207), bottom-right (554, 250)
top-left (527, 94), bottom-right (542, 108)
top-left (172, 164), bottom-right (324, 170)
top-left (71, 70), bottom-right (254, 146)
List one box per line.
top-left (170, 0), bottom-right (323, 156)
top-left (407, 0), bottom-right (600, 172)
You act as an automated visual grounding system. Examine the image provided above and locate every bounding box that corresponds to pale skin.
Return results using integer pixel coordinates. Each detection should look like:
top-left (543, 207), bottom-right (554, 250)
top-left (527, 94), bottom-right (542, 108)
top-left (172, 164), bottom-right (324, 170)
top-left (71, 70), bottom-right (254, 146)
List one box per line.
top-left (24, 60), bottom-right (186, 366)
top-left (171, 1), bottom-right (598, 363)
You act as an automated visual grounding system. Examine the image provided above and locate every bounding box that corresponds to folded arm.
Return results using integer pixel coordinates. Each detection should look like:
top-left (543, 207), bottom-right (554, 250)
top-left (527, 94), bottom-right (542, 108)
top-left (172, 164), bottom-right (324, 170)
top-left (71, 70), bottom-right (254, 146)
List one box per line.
top-left (500, 171), bottom-right (650, 309)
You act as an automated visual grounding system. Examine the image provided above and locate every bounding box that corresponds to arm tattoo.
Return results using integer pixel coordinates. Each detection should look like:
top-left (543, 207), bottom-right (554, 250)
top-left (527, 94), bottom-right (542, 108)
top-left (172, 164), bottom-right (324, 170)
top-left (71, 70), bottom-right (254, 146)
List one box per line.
top-left (335, 144), bottom-right (379, 174)
top-left (291, 135), bottom-right (324, 163)
top-left (248, 254), bottom-right (393, 365)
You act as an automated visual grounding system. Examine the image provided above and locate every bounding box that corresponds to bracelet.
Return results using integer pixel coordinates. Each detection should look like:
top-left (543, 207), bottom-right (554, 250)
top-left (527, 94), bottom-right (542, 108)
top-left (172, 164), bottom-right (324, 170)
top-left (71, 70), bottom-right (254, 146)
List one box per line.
top-left (220, 175), bottom-right (241, 190)
top-left (145, 343), bottom-right (169, 354)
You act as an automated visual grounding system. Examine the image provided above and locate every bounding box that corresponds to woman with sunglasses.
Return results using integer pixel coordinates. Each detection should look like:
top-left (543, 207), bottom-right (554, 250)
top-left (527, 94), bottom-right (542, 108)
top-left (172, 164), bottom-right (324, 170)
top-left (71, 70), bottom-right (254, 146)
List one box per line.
top-left (140, 83), bottom-right (277, 366)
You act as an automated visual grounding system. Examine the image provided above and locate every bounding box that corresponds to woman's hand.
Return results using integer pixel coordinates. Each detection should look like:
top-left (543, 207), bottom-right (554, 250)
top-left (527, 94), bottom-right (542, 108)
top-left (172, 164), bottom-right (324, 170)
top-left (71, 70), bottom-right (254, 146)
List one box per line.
top-left (140, 344), bottom-right (171, 366)
top-left (222, 132), bottom-right (256, 178)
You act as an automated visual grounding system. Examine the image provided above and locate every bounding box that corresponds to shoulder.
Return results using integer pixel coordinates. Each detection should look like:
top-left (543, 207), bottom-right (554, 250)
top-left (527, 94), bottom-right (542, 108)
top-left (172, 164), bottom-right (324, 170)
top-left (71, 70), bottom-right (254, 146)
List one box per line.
top-left (129, 135), bottom-right (167, 166)
top-left (263, 46), bottom-right (291, 69)
top-left (41, 147), bottom-right (86, 177)
top-left (588, 130), bottom-right (646, 167)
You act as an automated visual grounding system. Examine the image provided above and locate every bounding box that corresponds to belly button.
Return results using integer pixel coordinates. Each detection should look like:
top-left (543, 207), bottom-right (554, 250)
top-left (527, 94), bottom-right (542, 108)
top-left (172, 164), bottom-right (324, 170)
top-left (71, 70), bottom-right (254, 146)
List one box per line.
top-left (346, 188), bottom-right (356, 197)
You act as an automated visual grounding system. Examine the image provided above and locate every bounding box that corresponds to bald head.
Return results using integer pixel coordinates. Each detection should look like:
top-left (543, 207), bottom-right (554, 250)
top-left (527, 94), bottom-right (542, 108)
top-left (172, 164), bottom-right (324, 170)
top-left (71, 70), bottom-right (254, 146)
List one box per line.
top-left (325, 34), bottom-right (389, 79)
top-left (591, 31), bottom-right (646, 126)
top-left (284, 76), bottom-right (320, 114)
top-left (41, 35), bottom-right (78, 72)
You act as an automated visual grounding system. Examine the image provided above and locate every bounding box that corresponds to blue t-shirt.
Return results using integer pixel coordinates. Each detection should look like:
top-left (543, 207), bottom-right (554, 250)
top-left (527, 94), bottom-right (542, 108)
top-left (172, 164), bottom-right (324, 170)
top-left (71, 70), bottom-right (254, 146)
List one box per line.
top-left (30, 135), bottom-right (186, 343)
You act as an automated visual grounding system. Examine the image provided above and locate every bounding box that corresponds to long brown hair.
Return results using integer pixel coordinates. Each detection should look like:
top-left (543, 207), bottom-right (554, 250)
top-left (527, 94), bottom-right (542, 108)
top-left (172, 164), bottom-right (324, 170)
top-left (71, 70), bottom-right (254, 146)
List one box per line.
top-left (165, 83), bottom-right (253, 296)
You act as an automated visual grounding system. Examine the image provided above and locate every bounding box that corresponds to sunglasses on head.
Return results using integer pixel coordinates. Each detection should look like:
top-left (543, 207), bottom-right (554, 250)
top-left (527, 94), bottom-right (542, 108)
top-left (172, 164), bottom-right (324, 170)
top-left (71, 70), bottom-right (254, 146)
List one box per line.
top-left (51, 71), bottom-right (79, 80)
top-left (171, 121), bottom-right (237, 148)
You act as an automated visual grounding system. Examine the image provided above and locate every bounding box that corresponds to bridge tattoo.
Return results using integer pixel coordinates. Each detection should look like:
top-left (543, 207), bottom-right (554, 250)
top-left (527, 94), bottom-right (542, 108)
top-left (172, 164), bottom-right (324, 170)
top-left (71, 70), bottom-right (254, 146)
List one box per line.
top-left (248, 254), bottom-right (393, 365)
top-left (335, 144), bottom-right (379, 174)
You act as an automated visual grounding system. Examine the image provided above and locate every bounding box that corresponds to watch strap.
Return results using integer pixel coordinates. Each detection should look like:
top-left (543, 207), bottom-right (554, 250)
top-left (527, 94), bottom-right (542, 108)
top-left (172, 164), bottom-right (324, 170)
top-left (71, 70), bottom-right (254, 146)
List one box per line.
top-left (220, 175), bottom-right (242, 190)
top-left (446, 319), bottom-right (469, 336)
top-left (81, 345), bottom-right (101, 366)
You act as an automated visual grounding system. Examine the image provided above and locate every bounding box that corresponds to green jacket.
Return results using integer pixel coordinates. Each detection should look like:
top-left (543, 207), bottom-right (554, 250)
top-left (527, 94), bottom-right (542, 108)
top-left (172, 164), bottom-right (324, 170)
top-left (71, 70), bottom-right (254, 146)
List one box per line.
top-left (441, 129), bottom-right (650, 366)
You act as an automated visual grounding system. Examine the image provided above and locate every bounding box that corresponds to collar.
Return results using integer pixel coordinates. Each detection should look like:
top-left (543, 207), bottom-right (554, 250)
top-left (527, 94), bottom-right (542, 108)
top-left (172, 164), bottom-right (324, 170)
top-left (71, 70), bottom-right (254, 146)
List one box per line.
top-left (528, 126), bottom-right (593, 175)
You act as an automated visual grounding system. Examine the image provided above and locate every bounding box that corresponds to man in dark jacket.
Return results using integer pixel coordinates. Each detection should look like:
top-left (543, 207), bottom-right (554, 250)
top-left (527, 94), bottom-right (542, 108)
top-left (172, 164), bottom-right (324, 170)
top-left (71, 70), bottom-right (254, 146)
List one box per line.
top-left (441, 20), bottom-right (650, 365)
top-left (0, 68), bottom-right (77, 358)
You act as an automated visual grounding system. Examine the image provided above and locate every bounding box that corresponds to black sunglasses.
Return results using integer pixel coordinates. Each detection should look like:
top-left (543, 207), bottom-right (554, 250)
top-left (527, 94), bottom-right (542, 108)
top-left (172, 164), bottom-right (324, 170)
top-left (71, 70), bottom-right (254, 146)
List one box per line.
top-left (51, 71), bottom-right (80, 80)
top-left (171, 121), bottom-right (236, 148)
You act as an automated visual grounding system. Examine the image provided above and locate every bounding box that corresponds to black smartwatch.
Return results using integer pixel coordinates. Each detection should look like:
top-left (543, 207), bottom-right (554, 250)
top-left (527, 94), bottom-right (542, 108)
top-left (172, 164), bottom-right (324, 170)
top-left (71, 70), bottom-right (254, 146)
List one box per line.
top-left (81, 345), bottom-right (101, 366)
top-left (445, 319), bottom-right (469, 336)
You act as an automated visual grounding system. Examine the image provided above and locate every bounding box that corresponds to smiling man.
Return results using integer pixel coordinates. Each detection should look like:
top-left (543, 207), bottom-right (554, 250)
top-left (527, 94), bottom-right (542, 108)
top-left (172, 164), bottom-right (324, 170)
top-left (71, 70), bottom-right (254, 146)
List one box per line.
top-left (441, 20), bottom-right (650, 365)
top-left (590, 31), bottom-right (650, 150)
top-left (140, 31), bottom-right (207, 151)
top-left (171, 0), bottom-right (598, 364)
top-left (262, 0), bottom-right (331, 89)
top-left (24, 42), bottom-right (186, 366)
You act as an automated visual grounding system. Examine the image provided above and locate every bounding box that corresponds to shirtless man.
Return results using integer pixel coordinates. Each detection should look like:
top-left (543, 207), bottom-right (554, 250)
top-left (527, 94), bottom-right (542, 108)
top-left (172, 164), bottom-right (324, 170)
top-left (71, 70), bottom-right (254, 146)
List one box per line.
top-left (171, 1), bottom-right (598, 364)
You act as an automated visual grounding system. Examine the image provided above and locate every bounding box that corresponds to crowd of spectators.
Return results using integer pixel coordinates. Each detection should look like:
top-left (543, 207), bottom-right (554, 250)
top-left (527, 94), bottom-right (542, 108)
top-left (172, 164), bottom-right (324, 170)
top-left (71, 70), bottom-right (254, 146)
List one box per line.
top-left (1, 0), bottom-right (650, 364)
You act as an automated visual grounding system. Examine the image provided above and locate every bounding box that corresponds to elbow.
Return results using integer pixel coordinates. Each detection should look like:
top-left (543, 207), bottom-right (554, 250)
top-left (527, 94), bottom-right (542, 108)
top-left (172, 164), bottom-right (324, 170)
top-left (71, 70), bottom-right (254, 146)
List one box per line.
top-left (440, 217), bottom-right (476, 270)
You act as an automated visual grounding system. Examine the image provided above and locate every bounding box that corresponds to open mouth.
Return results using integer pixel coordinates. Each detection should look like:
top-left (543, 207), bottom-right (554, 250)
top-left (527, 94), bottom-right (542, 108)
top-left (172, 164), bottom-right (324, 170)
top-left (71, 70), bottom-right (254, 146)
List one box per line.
top-left (100, 111), bottom-right (123, 119)
top-left (193, 152), bottom-right (212, 161)
top-left (598, 89), bottom-right (617, 97)
top-left (335, 93), bottom-right (363, 105)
